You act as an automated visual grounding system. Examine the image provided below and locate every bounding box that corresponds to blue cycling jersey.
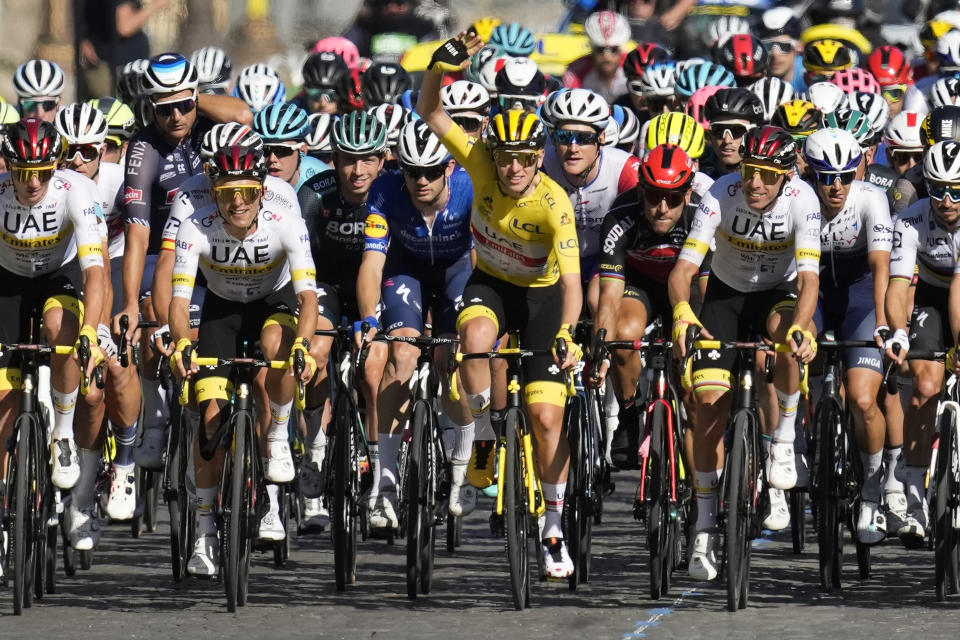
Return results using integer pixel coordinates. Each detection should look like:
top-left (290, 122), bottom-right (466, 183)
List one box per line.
top-left (296, 154), bottom-right (330, 191)
top-left (364, 167), bottom-right (474, 267)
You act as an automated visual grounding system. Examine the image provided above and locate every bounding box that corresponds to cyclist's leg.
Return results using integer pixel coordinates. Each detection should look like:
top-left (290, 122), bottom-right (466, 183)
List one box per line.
top-left (883, 283), bottom-right (915, 529)
top-left (0, 270), bottom-right (29, 517)
top-left (134, 255), bottom-right (168, 468)
top-left (609, 286), bottom-right (650, 469)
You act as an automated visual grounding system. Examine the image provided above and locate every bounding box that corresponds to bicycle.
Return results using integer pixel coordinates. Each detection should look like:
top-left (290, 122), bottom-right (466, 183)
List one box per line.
top-left (598, 318), bottom-right (691, 600)
top-left (178, 343), bottom-right (304, 612)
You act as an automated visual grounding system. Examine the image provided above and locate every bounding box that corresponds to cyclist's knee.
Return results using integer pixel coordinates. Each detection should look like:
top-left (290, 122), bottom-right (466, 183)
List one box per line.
top-left (387, 341), bottom-right (419, 380)
top-left (912, 372), bottom-right (942, 404)
top-left (459, 316), bottom-right (497, 354)
top-left (528, 402), bottom-right (563, 433)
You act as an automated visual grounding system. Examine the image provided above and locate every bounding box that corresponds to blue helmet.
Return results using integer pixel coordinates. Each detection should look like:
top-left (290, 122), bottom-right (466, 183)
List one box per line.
top-left (674, 61), bottom-right (736, 100)
top-left (490, 22), bottom-right (537, 57)
top-left (253, 102), bottom-right (310, 142)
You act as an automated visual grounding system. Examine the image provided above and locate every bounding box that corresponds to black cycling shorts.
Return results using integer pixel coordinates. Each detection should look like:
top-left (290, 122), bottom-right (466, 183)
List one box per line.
top-left (624, 283), bottom-right (671, 325)
top-left (909, 281), bottom-right (951, 354)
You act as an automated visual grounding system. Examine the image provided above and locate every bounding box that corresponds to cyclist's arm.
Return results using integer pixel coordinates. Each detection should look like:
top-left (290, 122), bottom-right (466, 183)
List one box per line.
top-left (668, 258), bottom-right (699, 308)
top-left (885, 215), bottom-right (918, 334)
top-left (117, 137), bottom-right (155, 331)
top-left (865, 187), bottom-right (894, 330)
top-left (170, 222), bottom-right (202, 345)
top-left (283, 216), bottom-right (319, 343)
top-left (553, 191), bottom-right (582, 329)
top-left (151, 190), bottom-right (194, 325)
top-left (869, 250), bottom-right (891, 330)
top-left (70, 200), bottom-right (107, 338)
top-left (417, 68), bottom-right (455, 142)
top-left (595, 210), bottom-right (628, 339)
top-left (99, 237), bottom-right (112, 326)
top-left (950, 271), bottom-right (960, 347)
top-left (670, 193), bottom-right (719, 307)
top-left (196, 93), bottom-right (254, 125)
top-left (793, 270), bottom-right (819, 333)
top-left (791, 189), bottom-right (822, 333)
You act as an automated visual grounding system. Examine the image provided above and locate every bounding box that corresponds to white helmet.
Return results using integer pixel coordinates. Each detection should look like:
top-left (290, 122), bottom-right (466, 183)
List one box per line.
top-left (397, 120), bottom-right (449, 167)
top-left (544, 88), bottom-right (609, 130)
top-left (937, 30), bottom-right (960, 72)
top-left (233, 63), bottom-right (285, 111)
top-left (200, 122), bottom-right (263, 159)
top-left (924, 139), bottom-right (960, 181)
top-left (638, 63), bottom-right (677, 98)
top-left (931, 77), bottom-right (960, 109)
top-left (463, 45), bottom-right (499, 84)
top-left (369, 103), bottom-right (413, 147)
top-left (55, 102), bottom-right (107, 145)
top-left (849, 91), bottom-right (890, 134)
top-left (140, 53), bottom-right (199, 97)
top-left (305, 112), bottom-right (334, 153)
top-left (441, 80), bottom-right (490, 113)
top-left (603, 117), bottom-right (620, 147)
top-left (803, 127), bottom-right (862, 172)
top-left (706, 15), bottom-right (750, 48)
top-left (191, 46), bottom-right (232, 92)
top-left (805, 81), bottom-right (848, 115)
top-left (615, 106), bottom-right (640, 149)
top-left (884, 111), bottom-right (924, 150)
top-left (14, 59), bottom-right (65, 98)
top-left (748, 77), bottom-right (794, 122)
top-left (477, 54), bottom-right (510, 94)
top-left (674, 57), bottom-right (709, 75)
top-left (584, 11), bottom-right (631, 49)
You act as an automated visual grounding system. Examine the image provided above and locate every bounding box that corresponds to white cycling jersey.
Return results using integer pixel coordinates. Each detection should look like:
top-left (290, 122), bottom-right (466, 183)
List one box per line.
top-left (160, 173), bottom-right (300, 252)
top-left (96, 161), bottom-right (125, 259)
top-left (890, 198), bottom-right (958, 288)
top-left (818, 180), bottom-right (893, 288)
top-left (902, 75), bottom-right (938, 117)
top-left (0, 169), bottom-right (104, 277)
top-left (692, 171), bottom-right (714, 200)
top-left (542, 143), bottom-right (640, 259)
top-left (172, 202), bottom-right (316, 303)
top-left (679, 172), bottom-right (822, 291)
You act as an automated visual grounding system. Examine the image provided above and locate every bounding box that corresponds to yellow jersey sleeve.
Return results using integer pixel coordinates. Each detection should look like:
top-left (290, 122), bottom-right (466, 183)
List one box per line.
top-left (439, 123), bottom-right (496, 185)
top-left (546, 180), bottom-right (580, 278)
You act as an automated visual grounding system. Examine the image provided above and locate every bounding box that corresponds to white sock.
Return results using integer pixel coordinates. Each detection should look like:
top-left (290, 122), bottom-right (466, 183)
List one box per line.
top-left (860, 450), bottom-right (883, 503)
top-left (72, 448), bottom-right (101, 510)
top-left (695, 469), bottom-right (722, 532)
top-left (603, 378), bottom-right (619, 438)
top-left (905, 465), bottom-right (927, 510)
top-left (268, 399), bottom-right (293, 442)
top-left (453, 421), bottom-right (474, 462)
top-left (378, 433), bottom-right (402, 493)
top-left (468, 388), bottom-right (493, 440)
top-left (542, 481), bottom-right (565, 539)
top-left (196, 486), bottom-right (218, 536)
top-left (266, 483), bottom-right (279, 513)
top-left (52, 386), bottom-right (79, 440)
top-left (884, 446), bottom-right (905, 493)
top-left (142, 377), bottom-right (166, 430)
top-left (773, 389), bottom-right (799, 444)
top-left (367, 443), bottom-right (380, 507)
top-left (304, 406), bottom-right (327, 451)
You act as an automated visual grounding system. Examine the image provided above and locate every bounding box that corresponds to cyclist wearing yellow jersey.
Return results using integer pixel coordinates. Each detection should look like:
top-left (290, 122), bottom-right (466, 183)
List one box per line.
top-left (419, 33), bottom-right (583, 579)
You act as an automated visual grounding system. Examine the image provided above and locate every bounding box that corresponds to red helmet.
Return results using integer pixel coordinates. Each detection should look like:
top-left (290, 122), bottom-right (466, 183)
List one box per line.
top-left (716, 34), bottom-right (768, 84)
top-left (830, 68), bottom-right (881, 95)
top-left (1, 117), bottom-right (62, 165)
top-left (207, 144), bottom-right (267, 182)
top-left (623, 43), bottom-right (671, 81)
top-left (741, 125), bottom-right (797, 169)
top-left (867, 45), bottom-right (913, 86)
top-left (640, 144), bottom-right (695, 189)
top-left (339, 67), bottom-right (365, 111)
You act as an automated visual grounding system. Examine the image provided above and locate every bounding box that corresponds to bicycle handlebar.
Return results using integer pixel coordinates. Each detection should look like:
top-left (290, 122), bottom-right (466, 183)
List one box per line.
top-left (447, 338), bottom-right (574, 402)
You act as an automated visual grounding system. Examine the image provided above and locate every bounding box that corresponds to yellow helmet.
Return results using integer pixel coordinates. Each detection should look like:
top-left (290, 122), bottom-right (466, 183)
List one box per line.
top-left (470, 17), bottom-right (502, 43)
top-left (0, 102), bottom-right (19, 127)
top-left (802, 39), bottom-right (854, 74)
top-left (87, 97), bottom-right (137, 145)
top-left (921, 19), bottom-right (957, 50)
top-left (644, 112), bottom-right (705, 159)
top-left (485, 108), bottom-right (546, 151)
top-left (770, 99), bottom-right (821, 140)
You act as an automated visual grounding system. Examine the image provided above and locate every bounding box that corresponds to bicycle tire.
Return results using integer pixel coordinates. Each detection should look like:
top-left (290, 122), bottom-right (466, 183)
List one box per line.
top-left (647, 401), bottom-right (669, 600)
top-left (814, 399), bottom-right (843, 592)
top-left (564, 394), bottom-right (584, 592)
top-left (33, 484), bottom-right (50, 600)
top-left (167, 412), bottom-right (185, 582)
top-left (130, 465), bottom-right (143, 539)
top-left (11, 412), bottom-right (37, 614)
top-left (44, 517), bottom-right (57, 594)
top-left (789, 490), bottom-right (806, 554)
top-left (332, 392), bottom-right (358, 591)
top-left (223, 411), bottom-right (250, 612)
top-left (724, 412), bottom-right (751, 613)
top-left (935, 405), bottom-right (958, 601)
top-left (420, 407), bottom-right (438, 595)
top-left (238, 413), bottom-right (257, 607)
top-left (406, 402), bottom-right (427, 598)
top-left (504, 408), bottom-right (530, 610)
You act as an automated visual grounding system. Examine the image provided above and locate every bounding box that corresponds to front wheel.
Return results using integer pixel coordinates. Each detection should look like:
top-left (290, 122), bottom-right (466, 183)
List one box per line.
top-left (331, 393), bottom-right (359, 591)
top-left (723, 412), bottom-right (752, 612)
top-left (504, 409), bottom-right (530, 611)
top-left (935, 406), bottom-right (959, 601)
top-left (814, 401), bottom-right (844, 592)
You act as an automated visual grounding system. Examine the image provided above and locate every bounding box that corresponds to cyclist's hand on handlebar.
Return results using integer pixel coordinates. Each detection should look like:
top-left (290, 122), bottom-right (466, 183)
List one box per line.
top-left (787, 325), bottom-right (817, 364)
top-left (883, 328), bottom-right (909, 365)
top-left (671, 301), bottom-right (704, 358)
top-left (169, 339), bottom-right (196, 380)
top-left (97, 323), bottom-right (118, 361)
top-left (873, 324), bottom-right (889, 349)
top-left (151, 323), bottom-right (174, 356)
top-left (588, 357), bottom-right (610, 388)
top-left (288, 339), bottom-right (316, 383)
top-left (112, 305), bottom-right (140, 343)
top-left (74, 325), bottom-right (105, 377)
top-left (553, 324), bottom-right (582, 370)
top-left (352, 315), bottom-right (379, 350)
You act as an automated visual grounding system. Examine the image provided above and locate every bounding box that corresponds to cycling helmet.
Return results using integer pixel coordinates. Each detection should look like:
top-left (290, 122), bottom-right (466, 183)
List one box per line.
top-left (55, 103), bottom-right (108, 145)
top-left (645, 111), bottom-right (706, 159)
top-left (705, 15), bottom-right (750, 48)
top-left (398, 120), bottom-right (450, 167)
top-left (830, 68), bottom-right (881, 95)
top-left (716, 34), bottom-right (768, 84)
top-left (362, 62), bottom-right (411, 107)
top-left (331, 110), bottom-right (388, 154)
top-left (495, 57), bottom-right (547, 103)
top-left (866, 45), bottom-right (912, 87)
top-left (612, 105), bottom-right (640, 150)
top-left (603, 115), bottom-right (620, 148)
top-left (398, 89), bottom-right (419, 113)
top-left (544, 88), bottom-right (609, 131)
top-left (884, 111), bottom-right (924, 151)
top-left (253, 102), bottom-right (310, 142)
top-left (302, 52), bottom-right (350, 90)
top-left (310, 36), bottom-right (360, 71)
top-left (1, 118), bottom-right (63, 165)
top-left (636, 62), bottom-right (677, 98)
top-left (0, 103), bottom-right (21, 129)
top-left (470, 17), bottom-right (501, 42)
top-left (88, 97), bottom-right (137, 143)
top-left (771, 100), bottom-right (822, 139)
top-left (803, 127), bottom-right (861, 172)
top-left (490, 22), bottom-right (536, 57)
top-left (369, 103), bottom-right (412, 148)
top-left (232, 63), bottom-right (285, 112)
top-left (802, 39), bottom-right (854, 77)
top-left (748, 77), bottom-right (794, 122)
top-left (756, 6), bottom-right (802, 41)
top-left (623, 44), bottom-right (671, 81)
top-left (920, 19), bottom-right (957, 51)
top-left (931, 77), bottom-right (960, 108)
top-left (140, 53), bottom-right (199, 97)
top-left (463, 45), bottom-right (500, 85)
top-left (640, 144), bottom-right (695, 189)
top-left (476, 53), bottom-right (511, 94)
top-left (440, 80), bottom-right (490, 114)
top-left (485, 109), bottom-right (546, 151)
top-left (191, 46), bottom-right (232, 94)
top-left (740, 125), bottom-right (797, 169)
top-left (674, 61), bottom-right (736, 100)
top-left (805, 81), bottom-right (848, 115)
top-left (339, 68), bottom-right (365, 112)
top-left (207, 145), bottom-right (267, 183)
top-left (923, 140), bottom-right (960, 182)
top-left (921, 106), bottom-right (960, 146)
top-left (13, 59), bottom-right (65, 98)
top-left (821, 108), bottom-right (873, 147)
top-left (305, 112), bottom-right (334, 154)
top-left (200, 123), bottom-right (263, 159)
top-left (937, 30), bottom-right (960, 72)
top-left (705, 88), bottom-right (764, 127)
top-left (584, 11), bottom-right (631, 49)
top-left (685, 86), bottom-right (722, 128)
top-left (849, 91), bottom-right (890, 135)
top-left (116, 59), bottom-right (148, 104)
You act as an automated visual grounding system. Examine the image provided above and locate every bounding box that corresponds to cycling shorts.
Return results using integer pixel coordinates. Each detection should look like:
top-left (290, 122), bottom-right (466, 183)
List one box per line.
top-left (316, 282), bottom-right (365, 328)
top-left (691, 276), bottom-right (797, 394)
top-left (909, 281), bottom-right (951, 355)
top-left (382, 252), bottom-right (471, 335)
top-left (579, 254), bottom-right (600, 284)
top-left (624, 283), bottom-right (671, 325)
top-left (814, 277), bottom-right (883, 374)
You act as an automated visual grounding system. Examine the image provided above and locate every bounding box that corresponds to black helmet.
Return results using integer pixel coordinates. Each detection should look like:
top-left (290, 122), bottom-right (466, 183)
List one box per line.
top-left (302, 51), bottom-right (350, 90)
top-left (705, 88), bottom-right (764, 127)
top-left (921, 105), bottom-right (960, 146)
top-left (362, 62), bottom-right (412, 107)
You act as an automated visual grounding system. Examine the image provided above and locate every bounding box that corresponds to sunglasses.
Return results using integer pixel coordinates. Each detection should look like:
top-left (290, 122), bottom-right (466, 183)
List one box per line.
top-left (11, 163), bottom-right (56, 183)
top-left (491, 150), bottom-right (538, 168)
top-left (889, 149), bottom-right (923, 163)
top-left (928, 182), bottom-right (960, 202)
top-left (646, 96), bottom-right (677, 113)
top-left (593, 46), bottom-right (620, 56)
top-left (214, 185), bottom-right (262, 204)
top-left (452, 114), bottom-right (485, 132)
top-left (497, 95), bottom-right (539, 112)
top-left (552, 129), bottom-right (601, 146)
top-left (804, 73), bottom-right (834, 85)
top-left (264, 144), bottom-right (299, 159)
top-left (881, 85), bottom-right (907, 102)
top-left (814, 170), bottom-right (855, 185)
top-left (710, 123), bottom-right (749, 140)
top-left (764, 40), bottom-right (795, 55)
top-left (65, 143), bottom-right (102, 163)
top-left (401, 163), bottom-right (446, 181)
top-left (741, 163), bottom-right (788, 185)
top-left (152, 97), bottom-right (196, 117)
top-left (643, 187), bottom-right (686, 208)
top-left (306, 87), bottom-right (338, 103)
top-left (20, 99), bottom-right (58, 113)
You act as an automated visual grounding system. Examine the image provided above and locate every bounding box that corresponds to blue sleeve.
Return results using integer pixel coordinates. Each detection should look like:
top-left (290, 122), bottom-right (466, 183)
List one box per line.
top-left (363, 174), bottom-right (393, 254)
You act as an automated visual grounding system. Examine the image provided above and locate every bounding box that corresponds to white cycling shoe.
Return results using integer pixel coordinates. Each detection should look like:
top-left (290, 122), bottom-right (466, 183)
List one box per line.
top-left (448, 460), bottom-right (477, 517)
top-left (763, 488), bottom-right (790, 531)
top-left (688, 529), bottom-right (719, 581)
top-left (542, 537), bottom-right (574, 579)
top-left (50, 438), bottom-right (80, 489)
top-left (68, 505), bottom-right (101, 551)
top-left (105, 464), bottom-right (137, 521)
top-left (304, 497), bottom-right (330, 529)
top-left (369, 490), bottom-right (399, 531)
top-left (187, 533), bottom-right (219, 577)
top-left (767, 440), bottom-right (797, 490)
top-left (857, 500), bottom-right (886, 545)
top-left (265, 440), bottom-right (295, 483)
top-left (258, 510), bottom-right (286, 541)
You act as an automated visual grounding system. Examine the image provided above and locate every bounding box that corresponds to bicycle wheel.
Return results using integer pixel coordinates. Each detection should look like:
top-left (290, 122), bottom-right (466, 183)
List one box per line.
top-left (504, 408), bottom-right (530, 611)
top-left (563, 394), bottom-right (585, 592)
top-left (33, 482), bottom-right (51, 600)
top-left (332, 393), bottom-right (358, 591)
top-left (223, 411), bottom-right (253, 612)
top-left (935, 405), bottom-right (958, 601)
top-left (419, 407), bottom-right (438, 595)
top-left (166, 411), bottom-right (187, 582)
top-left (11, 413), bottom-right (41, 614)
top-left (814, 400), bottom-right (843, 592)
top-left (44, 516), bottom-right (57, 594)
top-left (647, 401), bottom-right (673, 600)
top-left (789, 490), bottom-right (806, 554)
top-left (405, 404), bottom-right (424, 598)
top-left (724, 412), bottom-right (751, 613)
top-left (446, 511), bottom-right (462, 551)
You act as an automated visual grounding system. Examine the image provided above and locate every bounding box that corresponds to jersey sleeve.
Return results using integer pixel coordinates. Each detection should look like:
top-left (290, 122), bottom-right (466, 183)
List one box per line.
top-left (616, 155), bottom-right (640, 193)
top-left (597, 209), bottom-right (628, 282)
top-left (889, 176), bottom-right (919, 215)
top-left (792, 187), bottom-right (821, 274)
top-left (172, 221), bottom-right (202, 300)
top-left (68, 184), bottom-right (106, 270)
top-left (551, 189), bottom-right (580, 277)
top-left (161, 188), bottom-right (194, 252)
top-left (281, 216), bottom-right (318, 295)
top-left (123, 137), bottom-right (157, 227)
top-left (677, 189), bottom-right (722, 270)
top-left (863, 186), bottom-right (893, 254)
top-left (363, 178), bottom-right (391, 254)
top-left (439, 124), bottom-right (495, 185)
top-left (890, 212), bottom-right (920, 282)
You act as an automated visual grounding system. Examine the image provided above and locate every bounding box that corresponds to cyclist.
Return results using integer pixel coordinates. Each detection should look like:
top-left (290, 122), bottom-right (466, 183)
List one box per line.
top-left (14, 58), bottom-right (65, 122)
top-left (232, 63), bottom-right (286, 113)
top-left (356, 120), bottom-right (476, 524)
top-left (642, 111), bottom-right (713, 198)
top-left (253, 102), bottom-right (329, 192)
top-left (440, 80), bottom-right (491, 141)
top-left (803, 127), bottom-right (893, 544)
top-left (419, 32), bottom-right (583, 579)
top-left (297, 52), bottom-right (351, 115)
top-left (889, 105), bottom-right (960, 214)
top-left (904, 30), bottom-right (960, 116)
top-left (171, 144), bottom-right (317, 574)
top-left (867, 45), bottom-right (914, 118)
top-left (0, 118), bottom-right (107, 548)
top-left (305, 112), bottom-right (334, 165)
top-left (296, 110), bottom-right (389, 528)
top-left (669, 126), bottom-right (820, 580)
top-left (884, 111), bottom-right (924, 179)
top-left (191, 46), bottom-right (233, 95)
top-left (884, 140), bottom-right (960, 546)
top-left (756, 6), bottom-right (805, 93)
top-left (562, 11), bottom-right (632, 104)
top-left (700, 88), bottom-right (764, 179)
top-left (362, 62), bottom-right (413, 108)
top-left (87, 97), bottom-right (138, 164)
